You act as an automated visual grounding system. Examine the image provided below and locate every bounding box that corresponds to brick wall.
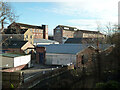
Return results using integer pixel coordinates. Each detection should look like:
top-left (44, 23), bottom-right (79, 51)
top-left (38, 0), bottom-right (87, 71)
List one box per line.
top-left (54, 29), bottom-right (63, 43)
top-left (36, 47), bottom-right (46, 64)
top-left (74, 31), bottom-right (83, 38)
top-left (76, 47), bottom-right (96, 68)
top-left (6, 48), bottom-right (24, 53)
top-left (63, 30), bottom-right (74, 38)
top-left (42, 25), bottom-right (48, 40)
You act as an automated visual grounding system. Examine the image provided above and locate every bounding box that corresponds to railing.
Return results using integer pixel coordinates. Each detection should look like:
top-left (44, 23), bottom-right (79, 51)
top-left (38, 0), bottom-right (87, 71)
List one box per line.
top-left (20, 67), bottom-right (68, 88)
top-left (2, 65), bottom-right (73, 89)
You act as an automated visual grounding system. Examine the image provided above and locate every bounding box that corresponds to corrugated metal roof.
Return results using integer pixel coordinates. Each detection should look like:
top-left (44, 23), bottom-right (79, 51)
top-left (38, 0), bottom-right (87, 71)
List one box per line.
top-left (38, 44), bottom-right (111, 54)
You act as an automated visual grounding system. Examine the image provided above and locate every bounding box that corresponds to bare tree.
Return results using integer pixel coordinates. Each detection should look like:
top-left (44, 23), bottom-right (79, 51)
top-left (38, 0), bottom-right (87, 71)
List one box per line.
top-left (0, 2), bottom-right (18, 33)
top-left (96, 21), bottom-right (118, 44)
top-left (105, 22), bottom-right (118, 44)
top-left (105, 22), bottom-right (118, 35)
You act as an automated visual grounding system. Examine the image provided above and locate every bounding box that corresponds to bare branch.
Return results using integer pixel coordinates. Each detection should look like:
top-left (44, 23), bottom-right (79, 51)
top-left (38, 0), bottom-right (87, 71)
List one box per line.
top-left (0, 2), bottom-right (18, 33)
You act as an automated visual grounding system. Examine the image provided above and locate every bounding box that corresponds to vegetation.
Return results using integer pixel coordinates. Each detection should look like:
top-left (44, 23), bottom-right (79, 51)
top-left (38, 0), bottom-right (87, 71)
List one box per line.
top-left (33, 32), bottom-right (120, 88)
top-left (0, 2), bottom-right (18, 33)
top-left (95, 81), bottom-right (120, 89)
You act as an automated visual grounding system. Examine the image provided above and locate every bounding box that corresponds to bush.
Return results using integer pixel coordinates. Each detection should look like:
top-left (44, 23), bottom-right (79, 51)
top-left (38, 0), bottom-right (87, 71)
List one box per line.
top-left (95, 80), bottom-right (120, 90)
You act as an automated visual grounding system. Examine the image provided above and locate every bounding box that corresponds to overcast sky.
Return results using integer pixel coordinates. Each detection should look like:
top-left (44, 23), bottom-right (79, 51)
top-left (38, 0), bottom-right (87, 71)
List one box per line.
top-left (5, 0), bottom-right (119, 35)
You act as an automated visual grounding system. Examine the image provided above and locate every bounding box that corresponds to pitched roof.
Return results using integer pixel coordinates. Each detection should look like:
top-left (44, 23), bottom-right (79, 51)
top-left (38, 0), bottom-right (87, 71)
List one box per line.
top-left (56, 25), bottom-right (104, 34)
top-left (17, 23), bottom-right (42, 29)
top-left (77, 30), bottom-right (103, 34)
top-left (48, 36), bottom-right (54, 40)
top-left (58, 25), bottom-right (77, 29)
top-left (34, 38), bottom-right (59, 44)
top-left (9, 22), bottom-right (43, 29)
top-left (4, 28), bottom-right (27, 34)
top-left (38, 44), bottom-right (88, 54)
top-left (0, 53), bottom-right (27, 58)
top-left (65, 38), bottom-right (98, 44)
top-left (37, 44), bottom-right (111, 54)
top-left (57, 25), bottom-right (77, 31)
top-left (3, 40), bottom-right (28, 49)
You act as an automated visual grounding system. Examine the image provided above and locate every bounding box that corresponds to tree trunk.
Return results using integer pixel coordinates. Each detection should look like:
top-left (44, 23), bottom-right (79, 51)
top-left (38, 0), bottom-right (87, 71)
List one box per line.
top-left (1, 17), bottom-right (6, 33)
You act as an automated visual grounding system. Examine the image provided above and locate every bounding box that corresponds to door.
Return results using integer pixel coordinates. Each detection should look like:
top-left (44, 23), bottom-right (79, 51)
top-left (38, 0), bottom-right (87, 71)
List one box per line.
top-left (39, 53), bottom-right (44, 63)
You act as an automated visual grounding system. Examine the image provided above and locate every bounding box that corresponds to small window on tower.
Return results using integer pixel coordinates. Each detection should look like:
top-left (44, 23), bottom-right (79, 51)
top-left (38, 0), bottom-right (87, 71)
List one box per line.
top-left (26, 35), bottom-right (28, 38)
top-left (30, 35), bottom-right (32, 39)
top-left (56, 30), bottom-right (60, 33)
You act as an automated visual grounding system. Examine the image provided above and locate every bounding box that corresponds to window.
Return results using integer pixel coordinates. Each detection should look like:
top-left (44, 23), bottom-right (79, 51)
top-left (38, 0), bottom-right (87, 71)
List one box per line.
top-left (34, 29), bottom-right (36, 32)
top-left (74, 28), bottom-right (77, 31)
top-left (26, 35), bottom-right (28, 38)
top-left (56, 30), bottom-right (60, 33)
top-left (36, 29), bottom-right (38, 32)
top-left (81, 55), bottom-right (84, 64)
top-left (30, 35), bottom-right (32, 39)
top-left (64, 27), bottom-right (69, 29)
top-left (30, 29), bottom-right (32, 32)
top-left (56, 27), bottom-right (60, 29)
top-left (40, 30), bottom-right (43, 33)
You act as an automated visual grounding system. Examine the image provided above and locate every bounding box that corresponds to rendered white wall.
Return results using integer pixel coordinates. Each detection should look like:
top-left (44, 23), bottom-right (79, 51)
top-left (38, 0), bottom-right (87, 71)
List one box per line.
top-left (0, 56), bottom-right (14, 68)
top-left (14, 55), bottom-right (31, 67)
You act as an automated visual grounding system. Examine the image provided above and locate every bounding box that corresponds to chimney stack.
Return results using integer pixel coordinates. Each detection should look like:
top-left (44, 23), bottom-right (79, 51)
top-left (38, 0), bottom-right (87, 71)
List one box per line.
top-left (42, 25), bottom-right (48, 39)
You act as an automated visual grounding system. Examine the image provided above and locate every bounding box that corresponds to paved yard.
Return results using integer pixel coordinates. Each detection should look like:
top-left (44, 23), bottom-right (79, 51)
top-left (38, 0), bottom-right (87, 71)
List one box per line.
top-left (19, 62), bottom-right (58, 79)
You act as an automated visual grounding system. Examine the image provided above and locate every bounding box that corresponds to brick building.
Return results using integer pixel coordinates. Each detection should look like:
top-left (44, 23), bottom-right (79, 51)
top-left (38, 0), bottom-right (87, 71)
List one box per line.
top-left (54, 25), bottom-right (105, 43)
top-left (2, 40), bottom-right (34, 54)
top-left (54, 25), bottom-right (76, 43)
top-left (64, 38), bottom-right (98, 44)
top-left (37, 44), bottom-right (97, 68)
top-left (5, 22), bottom-right (48, 40)
top-left (35, 47), bottom-right (46, 64)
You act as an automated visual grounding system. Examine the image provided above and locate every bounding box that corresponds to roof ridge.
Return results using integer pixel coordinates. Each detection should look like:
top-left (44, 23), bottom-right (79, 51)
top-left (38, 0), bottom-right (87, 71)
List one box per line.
top-left (58, 25), bottom-right (77, 29)
top-left (16, 22), bottom-right (41, 27)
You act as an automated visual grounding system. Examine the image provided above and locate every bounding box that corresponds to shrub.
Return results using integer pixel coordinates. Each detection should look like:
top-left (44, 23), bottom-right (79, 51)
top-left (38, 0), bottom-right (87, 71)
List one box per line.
top-left (95, 80), bottom-right (120, 90)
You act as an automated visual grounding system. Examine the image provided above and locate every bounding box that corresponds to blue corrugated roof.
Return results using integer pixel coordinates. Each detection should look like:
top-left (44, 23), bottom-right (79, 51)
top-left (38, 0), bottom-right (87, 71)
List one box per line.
top-left (37, 44), bottom-right (111, 54)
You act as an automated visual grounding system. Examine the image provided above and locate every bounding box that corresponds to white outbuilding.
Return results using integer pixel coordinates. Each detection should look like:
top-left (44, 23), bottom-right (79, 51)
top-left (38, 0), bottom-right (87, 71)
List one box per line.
top-left (0, 53), bottom-right (31, 69)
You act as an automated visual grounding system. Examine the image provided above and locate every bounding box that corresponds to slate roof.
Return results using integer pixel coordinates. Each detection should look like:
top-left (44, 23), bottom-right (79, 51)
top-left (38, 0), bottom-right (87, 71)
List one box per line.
top-left (77, 30), bottom-right (103, 34)
top-left (0, 34), bottom-right (24, 48)
top-left (48, 36), bottom-right (54, 40)
top-left (2, 40), bottom-right (27, 49)
top-left (56, 25), bottom-right (104, 34)
top-left (58, 25), bottom-right (77, 29)
top-left (8, 40), bottom-right (28, 48)
top-left (34, 38), bottom-right (59, 44)
top-left (4, 28), bottom-right (28, 34)
top-left (37, 44), bottom-right (111, 54)
top-left (57, 25), bottom-right (77, 31)
top-left (1, 34), bottom-right (24, 40)
top-left (65, 38), bottom-right (98, 44)
top-left (9, 22), bottom-right (43, 29)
